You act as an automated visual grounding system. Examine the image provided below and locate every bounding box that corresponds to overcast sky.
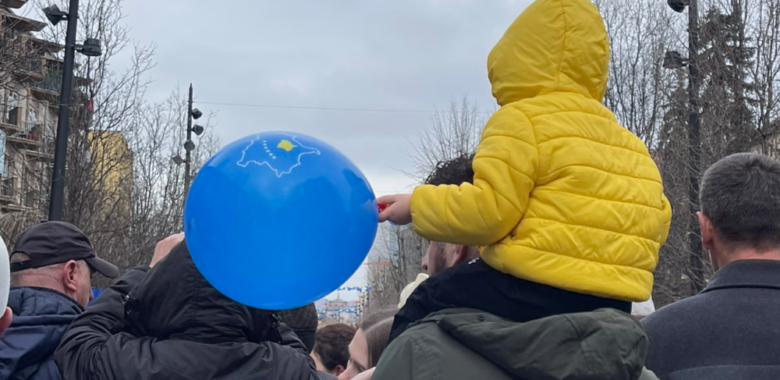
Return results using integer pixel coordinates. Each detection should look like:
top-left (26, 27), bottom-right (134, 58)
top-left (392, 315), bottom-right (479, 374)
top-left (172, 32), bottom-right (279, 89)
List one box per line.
top-left (29, 0), bottom-right (536, 300)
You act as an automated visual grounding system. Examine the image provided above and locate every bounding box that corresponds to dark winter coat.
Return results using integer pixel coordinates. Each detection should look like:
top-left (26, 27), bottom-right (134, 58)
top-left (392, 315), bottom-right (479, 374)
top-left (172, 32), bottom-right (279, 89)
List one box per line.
top-left (374, 307), bottom-right (659, 380)
top-left (0, 288), bottom-right (83, 380)
top-left (644, 260), bottom-right (780, 380)
top-left (54, 242), bottom-right (319, 380)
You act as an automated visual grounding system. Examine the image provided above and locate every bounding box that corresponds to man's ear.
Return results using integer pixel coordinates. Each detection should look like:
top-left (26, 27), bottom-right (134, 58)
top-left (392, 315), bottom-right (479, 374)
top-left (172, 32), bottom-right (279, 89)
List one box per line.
top-left (451, 245), bottom-right (470, 266)
top-left (421, 245), bottom-right (431, 273)
top-left (334, 364), bottom-right (345, 376)
top-left (698, 212), bottom-right (715, 252)
top-left (62, 260), bottom-right (79, 294)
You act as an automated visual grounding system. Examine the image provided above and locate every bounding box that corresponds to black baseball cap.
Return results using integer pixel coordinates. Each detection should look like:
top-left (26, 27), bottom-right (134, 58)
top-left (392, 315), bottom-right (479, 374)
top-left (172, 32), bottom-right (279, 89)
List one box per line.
top-left (9, 221), bottom-right (119, 278)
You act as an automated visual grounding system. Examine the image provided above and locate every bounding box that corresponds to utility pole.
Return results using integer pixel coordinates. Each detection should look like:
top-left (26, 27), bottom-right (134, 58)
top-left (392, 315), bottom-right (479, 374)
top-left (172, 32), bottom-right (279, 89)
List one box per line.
top-left (184, 84), bottom-right (194, 198)
top-left (664, 0), bottom-right (704, 293)
top-left (47, 0), bottom-right (79, 221)
top-left (173, 84), bottom-right (203, 206)
top-left (685, 0), bottom-right (704, 293)
top-left (43, 0), bottom-right (102, 220)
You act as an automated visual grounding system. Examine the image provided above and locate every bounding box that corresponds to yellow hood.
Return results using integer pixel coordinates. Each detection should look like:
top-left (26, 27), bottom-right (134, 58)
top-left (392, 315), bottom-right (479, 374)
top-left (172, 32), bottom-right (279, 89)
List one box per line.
top-left (488, 0), bottom-right (609, 106)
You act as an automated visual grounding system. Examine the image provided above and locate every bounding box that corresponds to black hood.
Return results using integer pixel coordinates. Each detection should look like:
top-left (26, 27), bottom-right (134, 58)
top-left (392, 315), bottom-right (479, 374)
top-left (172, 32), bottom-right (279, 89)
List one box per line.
top-left (124, 241), bottom-right (281, 344)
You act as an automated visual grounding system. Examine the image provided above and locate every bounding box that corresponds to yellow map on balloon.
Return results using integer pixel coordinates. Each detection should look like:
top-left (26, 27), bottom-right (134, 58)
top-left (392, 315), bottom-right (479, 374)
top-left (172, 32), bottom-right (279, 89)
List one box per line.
top-left (277, 140), bottom-right (296, 152)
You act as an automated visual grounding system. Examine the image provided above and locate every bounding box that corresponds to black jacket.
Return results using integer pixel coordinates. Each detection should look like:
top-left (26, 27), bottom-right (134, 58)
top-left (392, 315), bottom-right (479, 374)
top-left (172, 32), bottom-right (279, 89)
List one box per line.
top-left (0, 288), bottom-right (83, 380)
top-left (54, 242), bottom-right (319, 380)
top-left (644, 260), bottom-right (780, 380)
top-left (390, 258), bottom-right (630, 342)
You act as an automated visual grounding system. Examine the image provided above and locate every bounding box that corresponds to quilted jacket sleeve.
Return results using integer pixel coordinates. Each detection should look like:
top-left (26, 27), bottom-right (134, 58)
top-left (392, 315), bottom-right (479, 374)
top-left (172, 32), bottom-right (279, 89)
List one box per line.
top-left (411, 106), bottom-right (538, 246)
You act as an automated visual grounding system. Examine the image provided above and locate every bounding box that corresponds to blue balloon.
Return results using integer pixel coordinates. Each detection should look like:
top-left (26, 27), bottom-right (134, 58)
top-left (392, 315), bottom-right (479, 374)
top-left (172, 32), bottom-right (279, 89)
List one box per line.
top-left (184, 132), bottom-right (378, 310)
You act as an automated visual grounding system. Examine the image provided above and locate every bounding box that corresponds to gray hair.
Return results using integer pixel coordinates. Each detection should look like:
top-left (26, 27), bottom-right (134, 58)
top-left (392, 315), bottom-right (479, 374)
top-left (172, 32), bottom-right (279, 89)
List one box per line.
top-left (9, 252), bottom-right (80, 288)
top-left (700, 153), bottom-right (780, 250)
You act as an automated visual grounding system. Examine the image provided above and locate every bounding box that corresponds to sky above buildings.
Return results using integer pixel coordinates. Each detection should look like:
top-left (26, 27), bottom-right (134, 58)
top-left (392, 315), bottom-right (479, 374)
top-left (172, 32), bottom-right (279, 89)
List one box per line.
top-left (25, 0), bottom-right (536, 301)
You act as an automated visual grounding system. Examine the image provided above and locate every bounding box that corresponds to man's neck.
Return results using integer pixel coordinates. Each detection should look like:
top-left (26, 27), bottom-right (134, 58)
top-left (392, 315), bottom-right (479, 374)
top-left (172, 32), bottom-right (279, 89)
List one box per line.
top-left (12, 275), bottom-right (66, 295)
top-left (721, 248), bottom-right (780, 267)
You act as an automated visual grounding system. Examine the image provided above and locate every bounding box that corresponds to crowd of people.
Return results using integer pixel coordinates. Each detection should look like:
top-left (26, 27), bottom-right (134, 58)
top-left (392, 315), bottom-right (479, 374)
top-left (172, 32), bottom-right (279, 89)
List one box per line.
top-left (2, 0), bottom-right (780, 379)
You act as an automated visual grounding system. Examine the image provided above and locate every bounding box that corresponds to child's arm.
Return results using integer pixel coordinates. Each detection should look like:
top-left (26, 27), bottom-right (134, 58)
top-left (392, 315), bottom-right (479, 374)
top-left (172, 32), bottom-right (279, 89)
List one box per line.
top-left (410, 106), bottom-right (539, 246)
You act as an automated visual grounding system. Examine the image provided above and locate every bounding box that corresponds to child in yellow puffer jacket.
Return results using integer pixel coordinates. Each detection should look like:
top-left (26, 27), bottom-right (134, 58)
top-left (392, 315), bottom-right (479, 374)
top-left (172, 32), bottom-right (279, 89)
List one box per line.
top-left (379, 0), bottom-right (671, 341)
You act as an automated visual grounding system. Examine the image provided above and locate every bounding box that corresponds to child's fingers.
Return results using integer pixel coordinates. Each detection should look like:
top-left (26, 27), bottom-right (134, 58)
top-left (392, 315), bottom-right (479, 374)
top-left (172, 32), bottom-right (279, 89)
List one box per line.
top-left (378, 210), bottom-right (390, 223)
top-left (376, 195), bottom-right (396, 205)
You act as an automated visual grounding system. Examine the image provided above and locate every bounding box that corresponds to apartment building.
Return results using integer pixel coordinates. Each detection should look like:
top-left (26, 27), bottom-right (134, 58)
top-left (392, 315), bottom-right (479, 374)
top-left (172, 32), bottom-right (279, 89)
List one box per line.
top-left (0, 0), bottom-right (92, 214)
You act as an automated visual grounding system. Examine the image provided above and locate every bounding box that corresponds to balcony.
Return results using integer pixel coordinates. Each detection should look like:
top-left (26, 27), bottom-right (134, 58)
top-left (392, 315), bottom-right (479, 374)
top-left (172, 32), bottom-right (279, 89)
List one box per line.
top-left (0, 11), bottom-right (46, 33)
top-left (0, 176), bottom-right (16, 205)
top-left (7, 135), bottom-right (42, 148)
top-left (0, 105), bottom-right (21, 132)
top-left (29, 70), bottom-right (62, 102)
top-left (7, 123), bottom-right (43, 149)
top-left (13, 58), bottom-right (45, 80)
top-left (0, 0), bottom-right (29, 10)
top-left (29, 36), bottom-right (63, 54)
top-left (25, 149), bottom-right (53, 161)
top-left (0, 177), bottom-right (43, 213)
top-left (25, 136), bottom-right (54, 161)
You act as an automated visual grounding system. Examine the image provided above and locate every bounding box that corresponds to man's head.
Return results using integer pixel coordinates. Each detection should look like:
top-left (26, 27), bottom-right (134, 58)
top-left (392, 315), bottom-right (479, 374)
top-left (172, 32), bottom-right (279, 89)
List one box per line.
top-left (9, 221), bottom-right (118, 308)
top-left (312, 323), bottom-right (357, 376)
top-left (422, 154), bottom-right (481, 275)
top-left (0, 236), bottom-right (11, 335)
top-left (699, 153), bottom-right (780, 270)
top-left (278, 303), bottom-right (318, 353)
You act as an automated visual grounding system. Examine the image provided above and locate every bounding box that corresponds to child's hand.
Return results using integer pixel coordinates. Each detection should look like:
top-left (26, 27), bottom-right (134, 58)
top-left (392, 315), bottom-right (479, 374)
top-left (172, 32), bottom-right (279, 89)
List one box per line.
top-left (377, 194), bottom-right (412, 225)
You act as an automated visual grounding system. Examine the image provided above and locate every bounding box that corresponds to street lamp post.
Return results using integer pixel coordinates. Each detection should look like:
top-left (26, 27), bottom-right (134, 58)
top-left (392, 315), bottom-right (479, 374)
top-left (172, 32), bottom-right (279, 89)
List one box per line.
top-left (174, 83), bottom-right (204, 204)
top-left (43, 1), bottom-right (102, 221)
top-left (665, 0), bottom-right (705, 293)
top-left (685, 0), bottom-right (705, 294)
top-left (184, 85), bottom-right (194, 197)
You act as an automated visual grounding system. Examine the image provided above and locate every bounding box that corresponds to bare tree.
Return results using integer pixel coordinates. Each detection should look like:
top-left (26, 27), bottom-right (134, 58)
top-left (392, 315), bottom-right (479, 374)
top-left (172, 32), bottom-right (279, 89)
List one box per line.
top-left (596, 0), bottom-right (679, 146)
top-left (747, 0), bottom-right (780, 155)
top-left (124, 89), bottom-right (217, 272)
top-left (409, 96), bottom-right (483, 181)
top-left (0, 0), bottom-right (219, 286)
top-left (365, 224), bottom-right (425, 312)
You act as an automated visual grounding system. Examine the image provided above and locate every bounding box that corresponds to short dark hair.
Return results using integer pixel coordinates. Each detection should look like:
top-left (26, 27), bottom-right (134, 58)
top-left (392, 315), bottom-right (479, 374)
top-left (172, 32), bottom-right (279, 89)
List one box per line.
top-left (700, 153), bottom-right (780, 249)
top-left (425, 154), bottom-right (475, 186)
top-left (313, 323), bottom-right (356, 373)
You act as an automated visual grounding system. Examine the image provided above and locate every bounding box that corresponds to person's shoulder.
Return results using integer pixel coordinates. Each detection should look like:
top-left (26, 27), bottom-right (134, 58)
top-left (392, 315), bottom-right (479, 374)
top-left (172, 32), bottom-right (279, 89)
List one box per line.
top-left (642, 294), bottom-right (710, 332)
top-left (386, 318), bottom-right (456, 362)
top-left (396, 320), bottom-right (446, 345)
top-left (375, 321), bottom-right (457, 380)
top-left (8, 287), bottom-right (82, 317)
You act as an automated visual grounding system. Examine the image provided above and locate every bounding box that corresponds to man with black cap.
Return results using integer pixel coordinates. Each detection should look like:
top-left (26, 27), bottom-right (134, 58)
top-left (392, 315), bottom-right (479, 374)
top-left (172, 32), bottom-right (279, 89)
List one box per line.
top-left (0, 221), bottom-right (118, 380)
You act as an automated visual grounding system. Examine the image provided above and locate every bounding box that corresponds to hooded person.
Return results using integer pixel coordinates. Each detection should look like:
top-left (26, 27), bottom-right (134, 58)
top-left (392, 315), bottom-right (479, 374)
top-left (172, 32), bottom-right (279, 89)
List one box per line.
top-left (378, 0), bottom-right (670, 343)
top-left (54, 239), bottom-right (319, 380)
top-left (373, 0), bottom-right (665, 378)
